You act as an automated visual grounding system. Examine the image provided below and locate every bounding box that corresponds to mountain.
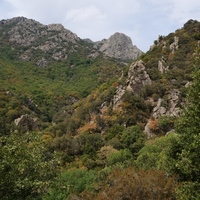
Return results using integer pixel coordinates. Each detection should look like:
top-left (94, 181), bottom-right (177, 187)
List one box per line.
top-left (0, 16), bottom-right (142, 133)
top-left (0, 17), bottom-right (142, 64)
top-left (96, 32), bottom-right (142, 60)
top-left (60, 19), bottom-right (200, 136)
top-left (1, 17), bottom-right (200, 199)
top-left (1, 16), bottom-right (200, 136)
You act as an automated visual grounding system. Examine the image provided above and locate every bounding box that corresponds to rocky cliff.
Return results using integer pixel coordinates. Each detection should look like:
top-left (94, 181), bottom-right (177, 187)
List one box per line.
top-left (0, 17), bottom-right (142, 63)
top-left (97, 32), bottom-right (143, 60)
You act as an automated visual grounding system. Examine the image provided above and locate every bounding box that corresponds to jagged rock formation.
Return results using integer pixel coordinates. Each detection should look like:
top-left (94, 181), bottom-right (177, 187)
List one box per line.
top-left (144, 89), bottom-right (181, 137)
top-left (152, 89), bottom-right (181, 119)
top-left (126, 60), bottom-right (152, 93)
top-left (98, 32), bottom-right (143, 60)
top-left (4, 17), bottom-right (79, 46)
top-left (113, 85), bottom-right (126, 109)
top-left (0, 17), bottom-right (142, 64)
top-left (158, 56), bottom-right (169, 74)
top-left (14, 114), bottom-right (40, 131)
top-left (113, 60), bottom-right (151, 108)
top-left (170, 36), bottom-right (179, 53)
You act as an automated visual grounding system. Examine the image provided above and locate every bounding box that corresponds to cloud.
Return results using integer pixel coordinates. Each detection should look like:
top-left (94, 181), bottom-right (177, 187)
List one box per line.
top-left (148, 0), bottom-right (200, 24)
top-left (169, 0), bottom-right (200, 24)
top-left (65, 5), bottom-right (106, 23)
top-left (0, 0), bottom-right (200, 51)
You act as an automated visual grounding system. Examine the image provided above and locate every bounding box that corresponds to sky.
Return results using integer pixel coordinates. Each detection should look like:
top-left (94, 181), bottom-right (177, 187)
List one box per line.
top-left (0, 0), bottom-right (200, 52)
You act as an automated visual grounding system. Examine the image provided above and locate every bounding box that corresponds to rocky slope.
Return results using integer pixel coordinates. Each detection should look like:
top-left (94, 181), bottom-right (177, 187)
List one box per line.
top-left (64, 19), bottom-right (200, 137)
top-left (95, 32), bottom-right (142, 60)
top-left (1, 17), bottom-right (200, 138)
top-left (0, 17), bottom-right (142, 64)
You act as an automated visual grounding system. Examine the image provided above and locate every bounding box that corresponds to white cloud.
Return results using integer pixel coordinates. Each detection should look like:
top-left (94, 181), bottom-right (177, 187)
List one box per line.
top-left (169, 0), bottom-right (200, 24)
top-left (0, 0), bottom-right (200, 51)
top-left (65, 5), bottom-right (106, 23)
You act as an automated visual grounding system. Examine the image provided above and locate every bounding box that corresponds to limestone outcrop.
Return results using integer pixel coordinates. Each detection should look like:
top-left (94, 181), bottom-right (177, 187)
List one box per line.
top-left (98, 32), bottom-right (143, 61)
top-left (126, 60), bottom-right (152, 93)
top-left (152, 89), bottom-right (181, 119)
top-left (113, 60), bottom-right (152, 108)
top-left (0, 17), bottom-right (142, 64)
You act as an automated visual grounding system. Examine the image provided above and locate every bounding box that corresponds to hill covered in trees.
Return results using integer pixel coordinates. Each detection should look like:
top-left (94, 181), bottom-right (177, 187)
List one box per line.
top-left (0, 17), bottom-right (200, 199)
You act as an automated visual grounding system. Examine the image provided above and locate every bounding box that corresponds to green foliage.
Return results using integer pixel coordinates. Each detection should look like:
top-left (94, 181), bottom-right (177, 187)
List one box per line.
top-left (172, 49), bottom-right (200, 182)
top-left (0, 132), bottom-right (56, 199)
top-left (176, 181), bottom-right (200, 200)
top-left (77, 132), bottom-right (104, 157)
top-left (0, 50), bottom-right (123, 124)
top-left (105, 124), bottom-right (124, 141)
top-left (120, 125), bottom-right (146, 156)
top-left (1, 18), bottom-right (200, 199)
top-left (158, 116), bottom-right (176, 134)
top-left (43, 169), bottom-right (97, 200)
top-left (135, 133), bottom-right (179, 171)
top-left (106, 149), bottom-right (133, 166)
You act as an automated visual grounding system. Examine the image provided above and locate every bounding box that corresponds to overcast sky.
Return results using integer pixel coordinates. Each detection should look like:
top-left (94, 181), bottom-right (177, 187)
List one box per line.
top-left (0, 0), bottom-right (200, 52)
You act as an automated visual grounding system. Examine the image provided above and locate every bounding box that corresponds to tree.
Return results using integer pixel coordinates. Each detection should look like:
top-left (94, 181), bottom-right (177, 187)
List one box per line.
top-left (106, 149), bottom-right (133, 166)
top-left (0, 132), bottom-right (56, 199)
top-left (43, 169), bottom-right (97, 200)
top-left (81, 167), bottom-right (178, 200)
top-left (135, 133), bottom-right (179, 171)
top-left (168, 47), bottom-right (200, 198)
top-left (120, 125), bottom-right (146, 156)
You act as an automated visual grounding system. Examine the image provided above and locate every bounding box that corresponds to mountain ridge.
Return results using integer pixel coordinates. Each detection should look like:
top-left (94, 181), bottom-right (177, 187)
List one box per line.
top-left (0, 16), bottom-right (142, 62)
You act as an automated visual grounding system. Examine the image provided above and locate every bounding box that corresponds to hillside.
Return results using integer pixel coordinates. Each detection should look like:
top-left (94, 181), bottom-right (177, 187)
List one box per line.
top-left (0, 17), bottom-right (200, 199)
top-left (0, 17), bottom-right (142, 131)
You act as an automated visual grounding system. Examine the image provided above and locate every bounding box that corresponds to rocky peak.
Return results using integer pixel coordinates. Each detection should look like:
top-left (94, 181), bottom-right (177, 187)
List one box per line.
top-left (0, 17), bottom-right (142, 63)
top-left (0, 17), bottom-right (80, 64)
top-left (112, 60), bottom-right (151, 109)
top-left (0, 17), bottom-right (79, 46)
top-left (98, 32), bottom-right (143, 61)
top-left (126, 60), bottom-right (152, 93)
top-left (47, 23), bottom-right (65, 31)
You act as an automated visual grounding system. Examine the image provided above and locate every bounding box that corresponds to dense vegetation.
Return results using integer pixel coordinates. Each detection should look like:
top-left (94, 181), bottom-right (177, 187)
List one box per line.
top-left (1, 19), bottom-right (200, 199)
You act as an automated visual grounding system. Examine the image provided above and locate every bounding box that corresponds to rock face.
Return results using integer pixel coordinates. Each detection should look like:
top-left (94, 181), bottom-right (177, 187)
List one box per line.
top-left (3, 17), bottom-right (78, 46)
top-left (170, 36), bottom-right (179, 53)
top-left (126, 60), bottom-right (152, 93)
top-left (158, 56), bottom-right (169, 74)
top-left (98, 32), bottom-right (143, 61)
top-left (0, 17), bottom-right (79, 64)
top-left (0, 17), bottom-right (142, 63)
top-left (113, 60), bottom-right (152, 108)
top-left (152, 89), bottom-right (181, 119)
top-left (113, 85), bottom-right (126, 109)
top-left (14, 114), bottom-right (40, 131)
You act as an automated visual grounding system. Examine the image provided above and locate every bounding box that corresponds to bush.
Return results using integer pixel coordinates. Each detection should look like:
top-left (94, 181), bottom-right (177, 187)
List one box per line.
top-left (82, 167), bottom-right (178, 200)
top-left (120, 125), bottom-right (146, 155)
top-left (106, 149), bottom-right (133, 166)
top-left (43, 169), bottom-right (97, 200)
